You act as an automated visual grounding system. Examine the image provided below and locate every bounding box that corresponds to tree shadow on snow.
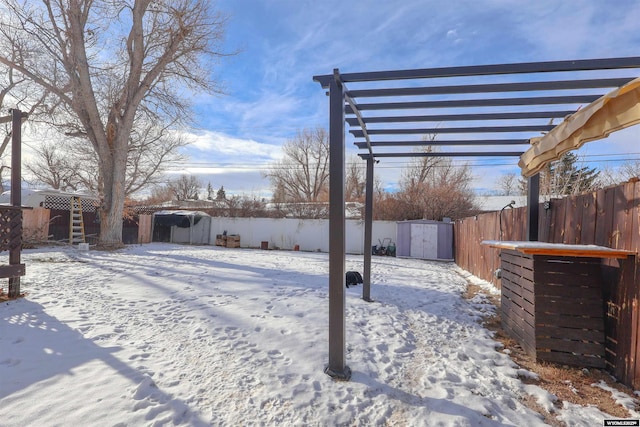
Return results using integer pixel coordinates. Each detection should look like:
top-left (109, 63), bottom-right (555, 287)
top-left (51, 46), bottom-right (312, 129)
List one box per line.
top-left (76, 245), bottom-right (476, 326)
top-left (0, 299), bottom-right (210, 426)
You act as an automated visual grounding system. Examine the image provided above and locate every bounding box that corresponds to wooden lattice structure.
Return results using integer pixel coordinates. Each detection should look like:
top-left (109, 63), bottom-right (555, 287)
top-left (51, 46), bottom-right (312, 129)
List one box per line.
top-left (0, 206), bottom-right (25, 279)
top-left (0, 109), bottom-right (27, 298)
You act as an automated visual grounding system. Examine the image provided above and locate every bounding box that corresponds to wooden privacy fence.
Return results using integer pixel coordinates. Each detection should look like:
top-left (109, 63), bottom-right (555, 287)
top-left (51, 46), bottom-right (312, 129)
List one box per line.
top-left (454, 180), bottom-right (640, 388)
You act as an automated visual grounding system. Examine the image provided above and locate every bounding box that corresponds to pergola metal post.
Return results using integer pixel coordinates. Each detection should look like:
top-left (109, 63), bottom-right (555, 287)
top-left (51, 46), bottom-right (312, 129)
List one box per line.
top-left (8, 109), bottom-right (22, 298)
top-left (362, 156), bottom-right (374, 302)
top-left (527, 173), bottom-right (540, 241)
top-left (324, 71), bottom-right (351, 380)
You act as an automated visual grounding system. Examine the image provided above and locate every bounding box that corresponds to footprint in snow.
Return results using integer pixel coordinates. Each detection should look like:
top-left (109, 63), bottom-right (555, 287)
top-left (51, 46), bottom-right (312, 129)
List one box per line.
top-left (129, 353), bottom-right (150, 361)
top-left (268, 349), bottom-right (283, 360)
top-left (0, 358), bottom-right (21, 367)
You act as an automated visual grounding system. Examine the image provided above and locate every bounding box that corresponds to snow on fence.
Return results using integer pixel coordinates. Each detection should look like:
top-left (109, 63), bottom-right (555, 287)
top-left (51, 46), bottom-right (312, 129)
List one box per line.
top-left (208, 217), bottom-right (397, 255)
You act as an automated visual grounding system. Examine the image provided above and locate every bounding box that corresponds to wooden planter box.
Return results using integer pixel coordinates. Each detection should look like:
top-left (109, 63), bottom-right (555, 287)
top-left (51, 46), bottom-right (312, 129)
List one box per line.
top-left (226, 235), bottom-right (240, 248)
top-left (483, 241), bottom-right (635, 369)
top-left (215, 234), bottom-right (226, 246)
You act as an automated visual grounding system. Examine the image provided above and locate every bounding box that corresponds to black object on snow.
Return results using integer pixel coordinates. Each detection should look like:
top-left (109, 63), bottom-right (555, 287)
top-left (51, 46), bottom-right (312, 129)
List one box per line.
top-left (346, 271), bottom-right (363, 288)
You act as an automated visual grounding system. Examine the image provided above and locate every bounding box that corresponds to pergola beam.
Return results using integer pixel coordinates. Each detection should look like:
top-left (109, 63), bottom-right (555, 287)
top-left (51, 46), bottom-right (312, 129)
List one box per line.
top-left (315, 56), bottom-right (640, 85)
top-left (346, 78), bottom-right (632, 98)
top-left (345, 94), bottom-right (373, 155)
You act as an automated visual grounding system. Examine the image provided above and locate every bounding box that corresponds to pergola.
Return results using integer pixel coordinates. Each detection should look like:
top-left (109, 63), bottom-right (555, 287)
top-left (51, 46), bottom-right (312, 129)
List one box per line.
top-left (313, 57), bottom-right (640, 380)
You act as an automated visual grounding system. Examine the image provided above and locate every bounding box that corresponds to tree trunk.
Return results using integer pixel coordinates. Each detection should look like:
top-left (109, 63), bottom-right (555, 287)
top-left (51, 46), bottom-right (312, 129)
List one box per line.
top-left (99, 179), bottom-right (126, 248)
top-left (97, 127), bottom-right (129, 248)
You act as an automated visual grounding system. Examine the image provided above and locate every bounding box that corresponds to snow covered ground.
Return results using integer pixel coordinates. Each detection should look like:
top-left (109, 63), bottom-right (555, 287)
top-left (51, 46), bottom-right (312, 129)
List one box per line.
top-left (0, 243), bottom-right (637, 426)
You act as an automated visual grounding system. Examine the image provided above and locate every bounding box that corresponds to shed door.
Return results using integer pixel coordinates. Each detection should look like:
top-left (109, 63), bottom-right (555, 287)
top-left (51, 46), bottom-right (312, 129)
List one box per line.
top-left (410, 223), bottom-right (438, 259)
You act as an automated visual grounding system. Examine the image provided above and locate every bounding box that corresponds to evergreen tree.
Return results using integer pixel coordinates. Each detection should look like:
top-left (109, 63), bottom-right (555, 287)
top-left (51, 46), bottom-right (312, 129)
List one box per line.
top-left (546, 152), bottom-right (600, 195)
top-left (216, 185), bottom-right (226, 200)
top-left (519, 152), bottom-right (600, 196)
top-left (206, 182), bottom-right (214, 200)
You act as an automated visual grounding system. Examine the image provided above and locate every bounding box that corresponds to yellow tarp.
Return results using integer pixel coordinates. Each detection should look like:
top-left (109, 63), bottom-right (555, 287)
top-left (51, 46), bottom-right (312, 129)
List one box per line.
top-left (519, 77), bottom-right (640, 177)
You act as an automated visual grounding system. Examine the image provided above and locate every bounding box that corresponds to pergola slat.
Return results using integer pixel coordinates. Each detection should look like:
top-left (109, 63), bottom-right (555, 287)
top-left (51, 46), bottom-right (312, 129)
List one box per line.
top-left (358, 151), bottom-right (524, 159)
top-left (350, 125), bottom-right (554, 137)
top-left (354, 139), bottom-right (528, 148)
top-left (346, 95), bottom-right (601, 112)
top-left (346, 78), bottom-right (632, 98)
top-left (345, 110), bottom-right (575, 125)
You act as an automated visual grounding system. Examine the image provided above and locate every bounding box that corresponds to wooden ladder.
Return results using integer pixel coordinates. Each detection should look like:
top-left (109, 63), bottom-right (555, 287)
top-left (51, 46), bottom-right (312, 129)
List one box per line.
top-left (69, 196), bottom-right (86, 244)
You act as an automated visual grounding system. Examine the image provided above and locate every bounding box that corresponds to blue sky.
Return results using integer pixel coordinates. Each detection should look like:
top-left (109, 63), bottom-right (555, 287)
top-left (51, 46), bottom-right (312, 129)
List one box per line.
top-left (173, 0), bottom-right (640, 197)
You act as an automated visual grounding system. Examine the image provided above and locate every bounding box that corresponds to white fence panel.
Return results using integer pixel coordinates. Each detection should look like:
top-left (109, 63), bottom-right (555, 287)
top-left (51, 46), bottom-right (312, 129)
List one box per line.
top-left (208, 217), bottom-right (396, 255)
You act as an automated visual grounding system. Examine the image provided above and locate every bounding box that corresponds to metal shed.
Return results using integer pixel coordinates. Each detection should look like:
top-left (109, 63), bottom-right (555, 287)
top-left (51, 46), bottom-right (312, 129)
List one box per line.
top-left (396, 220), bottom-right (453, 261)
top-left (152, 210), bottom-right (211, 245)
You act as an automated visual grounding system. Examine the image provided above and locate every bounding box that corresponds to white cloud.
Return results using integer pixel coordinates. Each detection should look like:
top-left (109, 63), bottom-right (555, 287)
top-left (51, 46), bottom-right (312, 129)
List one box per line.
top-left (184, 130), bottom-right (283, 161)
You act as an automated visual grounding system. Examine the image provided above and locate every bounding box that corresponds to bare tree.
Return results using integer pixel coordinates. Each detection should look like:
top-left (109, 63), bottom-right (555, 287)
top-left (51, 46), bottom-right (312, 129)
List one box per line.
top-left (25, 118), bottom-right (187, 196)
top-left (346, 156), bottom-right (366, 202)
top-left (0, 38), bottom-right (53, 191)
top-left (394, 147), bottom-right (478, 221)
top-left (144, 184), bottom-right (175, 205)
top-left (401, 146), bottom-right (442, 188)
top-left (225, 195), bottom-right (268, 217)
top-left (417, 163), bottom-right (476, 220)
top-left (596, 160), bottom-right (640, 188)
top-left (168, 175), bottom-right (201, 201)
top-left (264, 128), bottom-right (330, 202)
top-left (125, 119), bottom-right (188, 195)
top-left (496, 172), bottom-right (520, 196)
top-left (0, 0), bottom-right (228, 246)
top-left (616, 160), bottom-right (640, 182)
top-left (24, 142), bottom-right (79, 190)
